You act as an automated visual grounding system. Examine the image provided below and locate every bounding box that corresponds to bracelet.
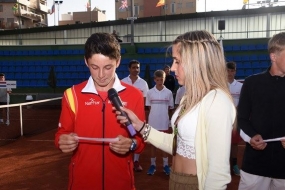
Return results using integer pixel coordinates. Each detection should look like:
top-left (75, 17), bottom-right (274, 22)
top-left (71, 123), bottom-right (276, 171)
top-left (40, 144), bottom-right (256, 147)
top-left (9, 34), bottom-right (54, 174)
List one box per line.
top-left (142, 124), bottom-right (151, 141)
top-left (138, 122), bottom-right (146, 133)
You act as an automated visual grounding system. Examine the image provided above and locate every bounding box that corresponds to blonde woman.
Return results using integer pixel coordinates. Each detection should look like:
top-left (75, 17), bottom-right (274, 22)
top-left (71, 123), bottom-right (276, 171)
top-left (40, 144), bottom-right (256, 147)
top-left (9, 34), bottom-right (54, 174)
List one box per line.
top-left (113, 30), bottom-right (236, 190)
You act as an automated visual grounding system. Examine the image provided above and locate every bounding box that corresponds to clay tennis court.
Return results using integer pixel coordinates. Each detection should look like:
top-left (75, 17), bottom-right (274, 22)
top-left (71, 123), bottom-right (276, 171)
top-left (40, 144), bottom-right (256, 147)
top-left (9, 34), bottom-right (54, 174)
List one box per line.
top-left (0, 105), bottom-right (242, 190)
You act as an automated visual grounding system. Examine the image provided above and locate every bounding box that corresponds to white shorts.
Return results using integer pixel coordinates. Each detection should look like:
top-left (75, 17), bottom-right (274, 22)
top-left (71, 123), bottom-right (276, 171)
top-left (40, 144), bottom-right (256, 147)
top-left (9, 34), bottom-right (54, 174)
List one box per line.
top-left (238, 170), bottom-right (285, 190)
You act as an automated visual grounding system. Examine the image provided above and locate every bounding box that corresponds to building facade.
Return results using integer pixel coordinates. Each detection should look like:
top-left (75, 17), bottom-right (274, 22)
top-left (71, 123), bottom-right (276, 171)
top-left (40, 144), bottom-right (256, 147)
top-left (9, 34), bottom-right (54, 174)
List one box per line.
top-left (59, 7), bottom-right (106, 26)
top-left (0, 0), bottom-right (49, 29)
top-left (115, 0), bottom-right (196, 20)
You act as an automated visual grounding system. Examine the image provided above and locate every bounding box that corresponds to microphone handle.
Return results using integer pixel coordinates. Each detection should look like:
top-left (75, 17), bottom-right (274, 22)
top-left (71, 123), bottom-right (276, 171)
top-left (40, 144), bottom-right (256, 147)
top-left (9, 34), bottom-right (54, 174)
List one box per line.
top-left (112, 98), bottom-right (137, 136)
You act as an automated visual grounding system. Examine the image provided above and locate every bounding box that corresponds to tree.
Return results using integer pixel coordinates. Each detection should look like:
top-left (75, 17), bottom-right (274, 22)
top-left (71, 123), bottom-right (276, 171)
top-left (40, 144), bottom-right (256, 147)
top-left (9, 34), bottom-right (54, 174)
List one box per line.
top-left (47, 66), bottom-right (57, 93)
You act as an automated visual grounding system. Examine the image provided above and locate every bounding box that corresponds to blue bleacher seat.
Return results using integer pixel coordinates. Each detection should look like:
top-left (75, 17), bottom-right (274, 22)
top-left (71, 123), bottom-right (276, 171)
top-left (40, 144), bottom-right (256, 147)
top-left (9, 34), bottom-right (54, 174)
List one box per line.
top-left (232, 45), bottom-right (240, 51)
top-left (14, 73), bottom-right (22, 80)
top-left (245, 69), bottom-right (253, 76)
top-left (248, 45), bottom-right (256, 50)
top-left (240, 45), bottom-right (248, 51)
top-left (224, 45), bottom-right (233, 52)
top-left (144, 48), bottom-right (152, 54)
top-left (10, 51), bottom-right (16, 56)
top-left (29, 73), bottom-right (36, 79)
top-left (258, 55), bottom-right (269, 61)
top-left (143, 58), bottom-right (151, 64)
top-left (62, 66), bottom-right (70, 71)
top-left (150, 58), bottom-right (158, 64)
top-left (3, 50), bottom-right (10, 56)
top-left (159, 47), bottom-right (167, 53)
top-left (69, 65), bottom-right (77, 71)
top-left (241, 55), bottom-right (250, 61)
top-left (253, 68), bottom-right (262, 74)
top-left (28, 50), bottom-right (35, 55)
top-left (236, 70), bottom-right (244, 77)
top-left (157, 58), bottom-right (165, 64)
top-left (256, 44), bottom-right (267, 50)
top-left (251, 62), bottom-right (260, 68)
top-left (22, 73), bottom-right (29, 78)
top-left (233, 55), bottom-right (242, 62)
top-left (16, 50), bottom-right (23, 56)
top-left (53, 50), bottom-right (60, 55)
top-left (249, 55), bottom-right (258, 61)
top-left (260, 61), bottom-right (270, 68)
top-left (137, 48), bottom-right (144, 54)
top-left (226, 55), bottom-right (233, 61)
top-left (29, 66), bottom-right (36, 72)
top-left (6, 73), bottom-right (14, 79)
top-left (34, 50), bottom-right (41, 55)
top-left (120, 48), bottom-right (126, 54)
top-left (1, 66), bottom-right (9, 72)
top-left (243, 62), bottom-right (251, 68)
top-left (60, 50), bottom-right (67, 55)
top-left (22, 50), bottom-right (29, 56)
top-left (66, 50), bottom-right (73, 55)
top-left (35, 73), bottom-right (43, 79)
top-left (152, 48), bottom-right (160, 54)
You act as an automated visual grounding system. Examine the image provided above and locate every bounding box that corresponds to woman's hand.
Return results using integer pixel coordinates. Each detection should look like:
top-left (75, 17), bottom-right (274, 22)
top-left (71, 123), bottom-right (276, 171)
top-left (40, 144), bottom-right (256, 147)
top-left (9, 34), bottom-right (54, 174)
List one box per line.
top-left (115, 106), bottom-right (144, 131)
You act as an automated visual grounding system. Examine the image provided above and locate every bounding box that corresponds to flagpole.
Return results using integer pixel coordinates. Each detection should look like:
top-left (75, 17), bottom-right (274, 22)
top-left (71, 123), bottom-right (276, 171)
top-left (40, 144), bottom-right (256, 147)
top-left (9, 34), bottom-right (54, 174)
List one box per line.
top-left (53, 0), bottom-right (55, 26)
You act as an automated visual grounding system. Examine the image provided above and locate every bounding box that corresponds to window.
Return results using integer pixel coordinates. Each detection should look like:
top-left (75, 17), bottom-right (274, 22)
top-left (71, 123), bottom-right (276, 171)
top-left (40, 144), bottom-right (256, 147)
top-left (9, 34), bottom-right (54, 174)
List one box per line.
top-left (7, 18), bottom-right (14, 23)
top-left (0, 18), bottom-right (4, 25)
top-left (186, 2), bottom-right (194, 8)
top-left (0, 5), bottom-right (3, 12)
top-left (171, 3), bottom-right (175, 14)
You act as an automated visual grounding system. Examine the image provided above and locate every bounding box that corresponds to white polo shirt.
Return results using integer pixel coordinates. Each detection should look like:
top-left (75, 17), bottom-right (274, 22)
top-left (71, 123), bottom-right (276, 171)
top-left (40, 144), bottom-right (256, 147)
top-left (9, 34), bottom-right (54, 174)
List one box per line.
top-left (175, 86), bottom-right (186, 105)
top-left (229, 79), bottom-right (243, 107)
top-left (121, 76), bottom-right (149, 97)
top-left (146, 86), bottom-right (174, 130)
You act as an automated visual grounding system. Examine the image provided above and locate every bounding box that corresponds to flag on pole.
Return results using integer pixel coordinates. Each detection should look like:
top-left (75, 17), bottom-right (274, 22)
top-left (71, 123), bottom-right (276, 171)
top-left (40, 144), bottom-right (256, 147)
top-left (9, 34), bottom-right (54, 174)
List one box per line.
top-left (243, 0), bottom-right (249, 4)
top-left (156, 0), bottom-right (165, 7)
top-left (50, 4), bottom-right (55, 15)
top-left (12, 3), bottom-right (18, 11)
top-left (86, 0), bottom-right (91, 8)
top-left (119, 0), bottom-right (128, 10)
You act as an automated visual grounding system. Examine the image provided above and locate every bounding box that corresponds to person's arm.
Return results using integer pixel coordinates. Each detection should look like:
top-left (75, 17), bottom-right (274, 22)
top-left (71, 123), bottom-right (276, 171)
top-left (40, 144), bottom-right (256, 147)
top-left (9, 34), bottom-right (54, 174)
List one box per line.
top-left (203, 91), bottom-right (235, 189)
top-left (55, 92), bottom-right (77, 152)
top-left (237, 79), bottom-right (257, 138)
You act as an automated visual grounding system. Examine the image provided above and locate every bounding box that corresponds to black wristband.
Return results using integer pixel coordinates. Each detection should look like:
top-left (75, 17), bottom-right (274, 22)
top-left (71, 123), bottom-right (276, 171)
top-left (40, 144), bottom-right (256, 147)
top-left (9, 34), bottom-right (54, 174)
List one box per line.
top-left (138, 122), bottom-right (146, 133)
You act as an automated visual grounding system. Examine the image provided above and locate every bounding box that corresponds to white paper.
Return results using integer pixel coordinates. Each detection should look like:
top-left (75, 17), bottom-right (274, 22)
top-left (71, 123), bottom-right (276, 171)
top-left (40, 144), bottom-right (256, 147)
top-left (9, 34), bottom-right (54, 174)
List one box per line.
top-left (263, 137), bottom-right (284, 142)
top-left (76, 137), bottom-right (119, 143)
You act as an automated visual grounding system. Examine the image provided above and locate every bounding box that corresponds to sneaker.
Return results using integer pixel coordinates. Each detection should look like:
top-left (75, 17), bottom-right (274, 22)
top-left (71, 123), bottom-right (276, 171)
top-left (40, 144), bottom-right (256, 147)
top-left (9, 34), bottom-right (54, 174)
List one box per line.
top-left (134, 161), bottom-right (143, 172)
top-left (147, 165), bottom-right (156, 175)
top-left (163, 165), bottom-right (170, 175)
top-left (233, 165), bottom-right (240, 176)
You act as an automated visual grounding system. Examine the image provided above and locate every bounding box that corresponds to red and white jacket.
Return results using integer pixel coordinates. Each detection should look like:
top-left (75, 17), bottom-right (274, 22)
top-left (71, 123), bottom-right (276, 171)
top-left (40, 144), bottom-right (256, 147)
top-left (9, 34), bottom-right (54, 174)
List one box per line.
top-left (55, 76), bottom-right (145, 190)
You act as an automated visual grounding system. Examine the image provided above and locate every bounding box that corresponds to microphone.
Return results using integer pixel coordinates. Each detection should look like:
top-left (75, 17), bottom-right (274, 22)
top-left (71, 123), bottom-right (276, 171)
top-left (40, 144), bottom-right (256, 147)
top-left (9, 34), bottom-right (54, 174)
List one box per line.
top-left (108, 88), bottom-right (136, 136)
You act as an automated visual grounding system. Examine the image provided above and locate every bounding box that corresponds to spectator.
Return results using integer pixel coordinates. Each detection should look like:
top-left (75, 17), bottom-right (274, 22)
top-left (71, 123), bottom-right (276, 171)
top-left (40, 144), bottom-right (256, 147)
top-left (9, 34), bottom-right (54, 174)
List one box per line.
top-left (121, 59), bottom-right (149, 172)
top-left (226, 61), bottom-right (243, 176)
top-left (163, 65), bottom-right (176, 92)
top-left (145, 70), bottom-right (174, 176)
top-left (0, 73), bottom-right (12, 125)
top-left (55, 32), bottom-right (145, 190)
top-left (238, 32), bottom-right (285, 189)
top-left (115, 30), bottom-right (236, 189)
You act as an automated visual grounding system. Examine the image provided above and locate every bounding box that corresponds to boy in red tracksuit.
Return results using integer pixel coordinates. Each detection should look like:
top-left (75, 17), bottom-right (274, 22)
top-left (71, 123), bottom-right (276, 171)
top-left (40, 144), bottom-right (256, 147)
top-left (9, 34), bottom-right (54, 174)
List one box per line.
top-left (55, 32), bottom-right (145, 190)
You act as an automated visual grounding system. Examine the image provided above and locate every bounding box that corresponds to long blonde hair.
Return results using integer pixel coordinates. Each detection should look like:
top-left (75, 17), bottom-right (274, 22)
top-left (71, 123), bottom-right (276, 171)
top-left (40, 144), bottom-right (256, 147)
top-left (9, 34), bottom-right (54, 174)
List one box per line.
top-left (172, 30), bottom-right (231, 113)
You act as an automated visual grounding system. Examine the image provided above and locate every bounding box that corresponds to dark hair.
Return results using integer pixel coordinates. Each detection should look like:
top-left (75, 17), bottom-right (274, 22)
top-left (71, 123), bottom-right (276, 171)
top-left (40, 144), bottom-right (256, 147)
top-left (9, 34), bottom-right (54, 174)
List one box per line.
top-left (84, 32), bottom-right (121, 61)
top-left (0, 73), bottom-right (5, 77)
top-left (128, 60), bottom-right (140, 68)
top-left (164, 65), bottom-right (170, 70)
top-left (226, 61), bottom-right (236, 70)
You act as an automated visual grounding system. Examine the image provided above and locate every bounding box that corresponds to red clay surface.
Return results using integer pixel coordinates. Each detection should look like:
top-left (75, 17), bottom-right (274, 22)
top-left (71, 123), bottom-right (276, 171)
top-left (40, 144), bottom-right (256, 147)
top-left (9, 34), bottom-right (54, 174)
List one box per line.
top-left (0, 105), bottom-right (243, 190)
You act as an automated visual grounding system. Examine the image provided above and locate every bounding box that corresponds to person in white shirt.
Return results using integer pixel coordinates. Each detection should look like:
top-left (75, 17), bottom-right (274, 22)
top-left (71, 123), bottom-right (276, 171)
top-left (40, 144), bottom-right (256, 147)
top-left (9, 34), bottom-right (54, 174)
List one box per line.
top-left (0, 73), bottom-right (12, 125)
top-left (227, 61), bottom-right (243, 176)
top-left (145, 70), bottom-right (174, 176)
top-left (121, 60), bottom-right (149, 172)
top-left (175, 86), bottom-right (185, 107)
